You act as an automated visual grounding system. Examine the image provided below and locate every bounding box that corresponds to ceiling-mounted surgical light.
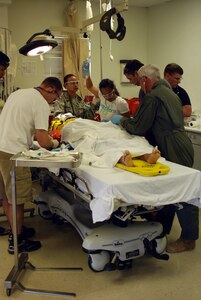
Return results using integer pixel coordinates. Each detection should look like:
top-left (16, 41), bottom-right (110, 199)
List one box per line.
top-left (19, 29), bottom-right (58, 56)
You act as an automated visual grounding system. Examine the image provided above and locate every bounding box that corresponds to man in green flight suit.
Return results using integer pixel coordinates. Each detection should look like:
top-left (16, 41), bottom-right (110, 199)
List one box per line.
top-left (112, 64), bottom-right (198, 253)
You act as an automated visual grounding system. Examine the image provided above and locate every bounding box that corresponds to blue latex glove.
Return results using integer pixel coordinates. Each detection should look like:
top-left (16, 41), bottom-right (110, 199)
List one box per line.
top-left (101, 119), bottom-right (109, 123)
top-left (111, 115), bottom-right (123, 125)
top-left (82, 59), bottom-right (90, 78)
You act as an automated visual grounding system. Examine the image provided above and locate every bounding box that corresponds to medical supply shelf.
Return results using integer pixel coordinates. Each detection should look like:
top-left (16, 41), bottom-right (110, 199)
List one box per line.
top-left (4, 152), bottom-right (83, 298)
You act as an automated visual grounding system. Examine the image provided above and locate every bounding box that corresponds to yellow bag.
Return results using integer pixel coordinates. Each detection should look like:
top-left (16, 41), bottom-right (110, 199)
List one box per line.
top-left (116, 159), bottom-right (170, 176)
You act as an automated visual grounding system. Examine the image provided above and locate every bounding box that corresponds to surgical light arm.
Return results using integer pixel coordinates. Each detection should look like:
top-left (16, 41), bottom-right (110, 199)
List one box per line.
top-left (81, 0), bottom-right (128, 32)
top-left (50, 0), bottom-right (128, 34)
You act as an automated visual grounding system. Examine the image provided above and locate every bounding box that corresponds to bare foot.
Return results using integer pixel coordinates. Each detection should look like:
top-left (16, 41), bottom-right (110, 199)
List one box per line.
top-left (119, 150), bottom-right (134, 167)
top-left (146, 148), bottom-right (161, 164)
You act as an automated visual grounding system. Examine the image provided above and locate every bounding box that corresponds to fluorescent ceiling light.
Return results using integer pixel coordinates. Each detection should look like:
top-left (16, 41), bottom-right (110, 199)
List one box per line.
top-left (19, 29), bottom-right (58, 56)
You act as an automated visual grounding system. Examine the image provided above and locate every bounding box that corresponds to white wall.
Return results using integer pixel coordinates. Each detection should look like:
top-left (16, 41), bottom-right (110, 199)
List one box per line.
top-left (0, 5), bottom-right (8, 28)
top-left (148, 0), bottom-right (201, 113)
top-left (7, 0), bottom-right (201, 111)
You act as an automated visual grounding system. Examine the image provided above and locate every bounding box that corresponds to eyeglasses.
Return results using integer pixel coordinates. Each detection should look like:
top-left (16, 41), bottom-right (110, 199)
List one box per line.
top-left (65, 81), bottom-right (79, 86)
top-left (101, 89), bottom-right (115, 99)
top-left (36, 87), bottom-right (61, 100)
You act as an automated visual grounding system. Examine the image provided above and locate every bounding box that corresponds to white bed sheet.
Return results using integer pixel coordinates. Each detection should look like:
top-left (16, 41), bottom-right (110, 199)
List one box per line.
top-left (75, 161), bottom-right (201, 223)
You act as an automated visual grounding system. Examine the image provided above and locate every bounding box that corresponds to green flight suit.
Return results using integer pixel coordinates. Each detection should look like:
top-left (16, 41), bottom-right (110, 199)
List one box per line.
top-left (121, 79), bottom-right (193, 167)
top-left (121, 79), bottom-right (198, 240)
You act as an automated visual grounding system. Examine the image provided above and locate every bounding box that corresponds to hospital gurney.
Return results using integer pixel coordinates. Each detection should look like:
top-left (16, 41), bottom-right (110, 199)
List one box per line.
top-left (35, 158), bottom-right (201, 272)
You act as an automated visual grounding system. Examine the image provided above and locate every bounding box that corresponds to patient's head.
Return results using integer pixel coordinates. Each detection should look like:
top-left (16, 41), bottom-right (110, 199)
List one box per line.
top-left (99, 79), bottom-right (119, 102)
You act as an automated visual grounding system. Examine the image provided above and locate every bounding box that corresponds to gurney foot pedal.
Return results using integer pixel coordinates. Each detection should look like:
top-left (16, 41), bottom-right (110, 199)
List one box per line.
top-left (104, 262), bottom-right (117, 271)
top-left (104, 258), bottom-right (132, 271)
top-left (104, 253), bottom-right (122, 272)
top-left (117, 259), bottom-right (132, 270)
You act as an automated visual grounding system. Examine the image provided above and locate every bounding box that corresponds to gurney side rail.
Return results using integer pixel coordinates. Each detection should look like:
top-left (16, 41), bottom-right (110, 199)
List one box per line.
top-left (48, 171), bottom-right (93, 204)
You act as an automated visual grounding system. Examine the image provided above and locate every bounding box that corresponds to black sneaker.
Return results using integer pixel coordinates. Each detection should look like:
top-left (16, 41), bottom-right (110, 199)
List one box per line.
top-left (0, 226), bottom-right (10, 236)
top-left (2, 226), bottom-right (36, 238)
top-left (8, 233), bottom-right (41, 255)
top-left (21, 226), bottom-right (36, 239)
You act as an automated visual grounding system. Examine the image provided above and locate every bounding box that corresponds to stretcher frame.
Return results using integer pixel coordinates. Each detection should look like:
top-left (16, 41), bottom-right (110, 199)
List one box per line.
top-left (35, 156), bottom-right (201, 272)
top-left (4, 152), bottom-right (82, 298)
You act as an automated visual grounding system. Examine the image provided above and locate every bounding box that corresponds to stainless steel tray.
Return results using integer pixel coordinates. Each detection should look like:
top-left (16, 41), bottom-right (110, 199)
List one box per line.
top-left (10, 151), bottom-right (82, 169)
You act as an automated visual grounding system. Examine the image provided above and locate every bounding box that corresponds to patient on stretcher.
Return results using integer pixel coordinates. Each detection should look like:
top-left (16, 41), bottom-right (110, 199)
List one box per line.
top-left (60, 117), bottom-right (163, 168)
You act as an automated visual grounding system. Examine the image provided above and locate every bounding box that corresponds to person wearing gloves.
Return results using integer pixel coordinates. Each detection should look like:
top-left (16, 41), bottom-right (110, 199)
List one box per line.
top-left (123, 59), bottom-right (144, 87)
top-left (86, 76), bottom-right (129, 121)
top-left (0, 77), bottom-right (63, 254)
top-left (82, 59), bottom-right (129, 121)
top-left (123, 59), bottom-right (144, 101)
top-left (111, 64), bottom-right (198, 254)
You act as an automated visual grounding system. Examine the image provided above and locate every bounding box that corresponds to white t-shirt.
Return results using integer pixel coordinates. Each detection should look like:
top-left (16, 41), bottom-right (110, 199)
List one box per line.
top-left (95, 92), bottom-right (129, 121)
top-left (0, 88), bottom-right (50, 154)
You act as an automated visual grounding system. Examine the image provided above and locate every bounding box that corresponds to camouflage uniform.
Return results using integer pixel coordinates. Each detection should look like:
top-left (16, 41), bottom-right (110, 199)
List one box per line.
top-left (53, 91), bottom-right (97, 120)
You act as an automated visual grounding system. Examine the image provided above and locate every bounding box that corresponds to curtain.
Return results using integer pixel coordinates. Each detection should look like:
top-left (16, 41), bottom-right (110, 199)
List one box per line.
top-left (63, 1), bottom-right (89, 99)
top-left (63, 36), bottom-right (89, 99)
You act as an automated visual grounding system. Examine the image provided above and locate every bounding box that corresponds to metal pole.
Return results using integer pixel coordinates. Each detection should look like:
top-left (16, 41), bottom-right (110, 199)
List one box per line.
top-left (99, 0), bottom-right (103, 80)
top-left (11, 162), bottom-right (19, 267)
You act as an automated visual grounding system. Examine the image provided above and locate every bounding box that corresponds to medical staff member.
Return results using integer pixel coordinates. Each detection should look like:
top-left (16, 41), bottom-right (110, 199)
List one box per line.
top-left (164, 63), bottom-right (192, 117)
top-left (123, 59), bottom-right (144, 101)
top-left (123, 59), bottom-right (144, 86)
top-left (111, 64), bottom-right (198, 253)
top-left (54, 74), bottom-right (95, 119)
top-left (86, 75), bottom-right (129, 121)
top-left (0, 77), bottom-right (63, 254)
top-left (0, 51), bottom-right (10, 236)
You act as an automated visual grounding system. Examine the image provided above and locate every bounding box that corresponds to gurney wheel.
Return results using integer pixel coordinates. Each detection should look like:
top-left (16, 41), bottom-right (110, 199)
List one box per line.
top-left (88, 251), bottom-right (110, 272)
top-left (52, 214), bottom-right (65, 225)
top-left (38, 207), bottom-right (53, 220)
top-left (6, 288), bottom-right (11, 296)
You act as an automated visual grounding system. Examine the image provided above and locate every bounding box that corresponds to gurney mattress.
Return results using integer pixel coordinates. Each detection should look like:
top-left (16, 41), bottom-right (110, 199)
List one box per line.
top-left (74, 161), bottom-right (201, 223)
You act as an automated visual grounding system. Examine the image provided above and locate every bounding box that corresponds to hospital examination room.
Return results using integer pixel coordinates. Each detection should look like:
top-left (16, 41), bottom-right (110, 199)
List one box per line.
top-left (1, 0), bottom-right (201, 299)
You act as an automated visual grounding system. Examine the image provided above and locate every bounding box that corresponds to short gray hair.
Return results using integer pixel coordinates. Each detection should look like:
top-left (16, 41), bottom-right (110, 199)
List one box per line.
top-left (138, 64), bottom-right (161, 80)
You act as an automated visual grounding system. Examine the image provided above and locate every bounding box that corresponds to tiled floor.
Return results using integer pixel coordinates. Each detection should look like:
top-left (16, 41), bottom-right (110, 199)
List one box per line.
top-left (0, 186), bottom-right (201, 300)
